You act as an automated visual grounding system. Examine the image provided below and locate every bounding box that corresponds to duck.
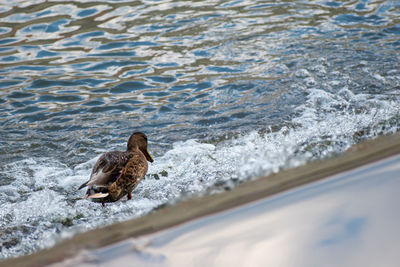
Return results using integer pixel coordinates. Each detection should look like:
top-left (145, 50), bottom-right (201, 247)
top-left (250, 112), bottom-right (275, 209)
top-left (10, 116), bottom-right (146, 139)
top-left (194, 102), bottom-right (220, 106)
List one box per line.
top-left (78, 132), bottom-right (154, 204)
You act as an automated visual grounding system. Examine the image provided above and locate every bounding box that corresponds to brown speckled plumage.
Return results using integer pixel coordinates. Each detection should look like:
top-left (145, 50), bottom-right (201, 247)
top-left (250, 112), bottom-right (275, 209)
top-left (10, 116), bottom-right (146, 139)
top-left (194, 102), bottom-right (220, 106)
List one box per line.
top-left (78, 132), bottom-right (153, 203)
top-left (105, 151), bottom-right (148, 202)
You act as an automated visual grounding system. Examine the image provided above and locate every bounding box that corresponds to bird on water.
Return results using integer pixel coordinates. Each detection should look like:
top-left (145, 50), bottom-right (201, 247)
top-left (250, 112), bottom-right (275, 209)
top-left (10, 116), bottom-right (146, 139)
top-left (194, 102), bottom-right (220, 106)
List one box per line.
top-left (78, 132), bottom-right (154, 205)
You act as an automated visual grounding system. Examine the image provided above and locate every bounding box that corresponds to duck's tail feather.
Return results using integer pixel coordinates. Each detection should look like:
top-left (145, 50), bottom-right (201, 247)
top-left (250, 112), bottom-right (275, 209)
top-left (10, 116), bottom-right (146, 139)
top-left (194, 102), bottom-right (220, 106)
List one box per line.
top-left (87, 193), bottom-right (109, 199)
top-left (78, 181), bottom-right (88, 190)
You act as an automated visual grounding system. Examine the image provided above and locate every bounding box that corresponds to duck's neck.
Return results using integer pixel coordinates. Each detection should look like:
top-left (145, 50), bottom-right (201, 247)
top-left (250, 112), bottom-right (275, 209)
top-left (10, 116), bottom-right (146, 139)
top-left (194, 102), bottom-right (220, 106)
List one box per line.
top-left (127, 144), bottom-right (139, 152)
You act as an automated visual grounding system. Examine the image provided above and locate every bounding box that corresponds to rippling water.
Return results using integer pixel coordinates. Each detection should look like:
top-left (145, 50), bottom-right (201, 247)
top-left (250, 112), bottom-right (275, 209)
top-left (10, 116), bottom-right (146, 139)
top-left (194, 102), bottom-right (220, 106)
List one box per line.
top-left (0, 0), bottom-right (399, 259)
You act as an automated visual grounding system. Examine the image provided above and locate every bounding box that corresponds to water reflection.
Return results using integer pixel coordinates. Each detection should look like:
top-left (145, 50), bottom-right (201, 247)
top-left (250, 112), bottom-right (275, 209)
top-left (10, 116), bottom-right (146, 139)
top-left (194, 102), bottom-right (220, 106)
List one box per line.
top-left (1, 1), bottom-right (398, 149)
top-left (79, 154), bottom-right (400, 267)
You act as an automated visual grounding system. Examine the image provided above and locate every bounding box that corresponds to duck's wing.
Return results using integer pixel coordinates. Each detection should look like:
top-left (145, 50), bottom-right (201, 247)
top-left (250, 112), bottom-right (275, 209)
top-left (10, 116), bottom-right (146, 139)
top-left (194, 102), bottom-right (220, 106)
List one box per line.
top-left (78, 151), bottom-right (133, 190)
top-left (104, 151), bottom-right (149, 202)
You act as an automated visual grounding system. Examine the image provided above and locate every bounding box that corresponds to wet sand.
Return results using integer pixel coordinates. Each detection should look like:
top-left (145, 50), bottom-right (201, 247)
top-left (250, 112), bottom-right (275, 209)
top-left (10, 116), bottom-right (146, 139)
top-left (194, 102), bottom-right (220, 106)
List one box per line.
top-left (2, 134), bottom-right (400, 267)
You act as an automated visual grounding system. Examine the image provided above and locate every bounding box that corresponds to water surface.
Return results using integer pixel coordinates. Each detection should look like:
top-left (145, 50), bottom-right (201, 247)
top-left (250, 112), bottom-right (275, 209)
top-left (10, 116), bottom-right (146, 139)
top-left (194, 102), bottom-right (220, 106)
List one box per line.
top-left (0, 0), bottom-right (399, 259)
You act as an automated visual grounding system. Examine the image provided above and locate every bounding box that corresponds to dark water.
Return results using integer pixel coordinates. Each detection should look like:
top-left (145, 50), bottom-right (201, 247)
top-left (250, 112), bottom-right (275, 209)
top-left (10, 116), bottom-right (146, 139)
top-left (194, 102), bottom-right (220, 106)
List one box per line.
top-left (0, 0), bottom-right (399, 259)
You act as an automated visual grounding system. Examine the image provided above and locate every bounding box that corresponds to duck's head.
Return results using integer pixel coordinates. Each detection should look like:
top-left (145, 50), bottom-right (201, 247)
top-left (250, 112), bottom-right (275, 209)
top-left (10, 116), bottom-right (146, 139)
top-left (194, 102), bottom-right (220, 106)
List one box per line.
top-left (127, 132), bottom-right (154, 162)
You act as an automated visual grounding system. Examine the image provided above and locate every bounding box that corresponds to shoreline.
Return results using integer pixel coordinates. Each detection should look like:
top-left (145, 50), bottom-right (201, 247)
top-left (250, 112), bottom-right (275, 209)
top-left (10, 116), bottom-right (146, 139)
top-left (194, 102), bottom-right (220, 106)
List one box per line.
top-left (2, 133), bottom-right (400, 267)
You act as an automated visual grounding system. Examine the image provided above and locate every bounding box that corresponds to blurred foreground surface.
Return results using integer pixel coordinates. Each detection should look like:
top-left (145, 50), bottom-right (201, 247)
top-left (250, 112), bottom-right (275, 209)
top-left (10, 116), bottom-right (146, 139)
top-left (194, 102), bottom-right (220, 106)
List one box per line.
top-left (53, 152), bottom-right (400, 267)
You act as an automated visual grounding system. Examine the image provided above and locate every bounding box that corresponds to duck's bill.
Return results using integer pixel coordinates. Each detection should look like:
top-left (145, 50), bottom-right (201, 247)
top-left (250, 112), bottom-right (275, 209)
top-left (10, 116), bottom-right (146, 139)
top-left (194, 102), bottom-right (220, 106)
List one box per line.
top-left (144, 149), bottom-right (154, 162)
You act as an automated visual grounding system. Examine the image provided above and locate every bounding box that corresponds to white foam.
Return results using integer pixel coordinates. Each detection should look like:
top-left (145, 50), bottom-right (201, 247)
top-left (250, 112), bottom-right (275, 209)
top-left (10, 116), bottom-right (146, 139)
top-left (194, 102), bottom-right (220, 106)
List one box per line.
top-left (373, 73), bottom-right (386, 83)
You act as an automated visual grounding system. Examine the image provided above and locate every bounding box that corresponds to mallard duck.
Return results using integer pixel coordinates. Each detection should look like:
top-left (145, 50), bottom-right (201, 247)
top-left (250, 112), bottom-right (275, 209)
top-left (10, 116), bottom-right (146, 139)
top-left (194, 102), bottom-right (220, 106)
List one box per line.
top-left (78, 132), bottom-right (154, 204)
